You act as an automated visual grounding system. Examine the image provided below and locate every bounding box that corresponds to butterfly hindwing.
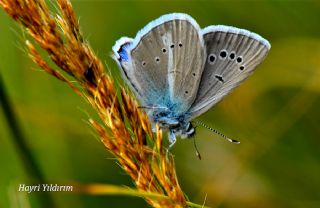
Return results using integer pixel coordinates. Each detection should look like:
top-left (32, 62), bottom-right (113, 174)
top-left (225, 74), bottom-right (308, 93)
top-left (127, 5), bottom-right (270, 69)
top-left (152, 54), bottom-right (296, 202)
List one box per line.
top-left (188, 26), bottom-right (270, 119)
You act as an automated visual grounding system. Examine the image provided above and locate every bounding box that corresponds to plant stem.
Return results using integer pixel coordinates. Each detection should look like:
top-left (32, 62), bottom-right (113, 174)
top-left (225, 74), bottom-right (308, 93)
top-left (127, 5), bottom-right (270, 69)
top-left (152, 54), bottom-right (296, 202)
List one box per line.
top-left (78, 183), bottom-right (211, 208)
top-left (0, 74), bottom-right (55, 208)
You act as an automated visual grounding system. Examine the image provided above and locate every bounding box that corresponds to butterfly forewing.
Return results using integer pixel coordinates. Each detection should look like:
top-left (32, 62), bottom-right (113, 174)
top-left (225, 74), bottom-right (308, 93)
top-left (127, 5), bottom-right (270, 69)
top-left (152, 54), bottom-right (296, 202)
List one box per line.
top-left (188, 26), bottom-right (270, 119)
top-left (114, 14), bottom-right (206, 113)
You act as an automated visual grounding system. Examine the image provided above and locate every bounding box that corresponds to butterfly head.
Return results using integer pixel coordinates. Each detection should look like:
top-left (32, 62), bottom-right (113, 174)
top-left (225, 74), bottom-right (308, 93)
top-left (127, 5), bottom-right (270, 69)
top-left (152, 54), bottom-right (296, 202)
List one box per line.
top-left (176, 122), bottom-right (196, 139)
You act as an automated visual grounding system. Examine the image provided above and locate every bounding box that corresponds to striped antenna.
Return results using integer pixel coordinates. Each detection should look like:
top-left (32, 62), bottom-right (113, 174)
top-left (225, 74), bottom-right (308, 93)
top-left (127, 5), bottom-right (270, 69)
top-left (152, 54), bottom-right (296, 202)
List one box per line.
top-left (195, 120), bottom-right (240, 144)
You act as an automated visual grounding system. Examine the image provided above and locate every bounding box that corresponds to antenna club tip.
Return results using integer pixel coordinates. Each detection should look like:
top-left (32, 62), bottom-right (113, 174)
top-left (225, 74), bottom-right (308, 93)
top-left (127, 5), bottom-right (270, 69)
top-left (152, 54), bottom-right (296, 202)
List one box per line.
top-left (196, 152), bottom-right (202, 160)
top-left (232, 139), bottom-right (240, 144)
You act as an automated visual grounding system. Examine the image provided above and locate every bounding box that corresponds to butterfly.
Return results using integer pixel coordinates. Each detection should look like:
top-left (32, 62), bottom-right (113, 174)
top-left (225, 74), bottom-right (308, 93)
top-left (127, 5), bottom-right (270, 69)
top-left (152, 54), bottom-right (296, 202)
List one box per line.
top-left (112, 13), bottom-right (270, 149)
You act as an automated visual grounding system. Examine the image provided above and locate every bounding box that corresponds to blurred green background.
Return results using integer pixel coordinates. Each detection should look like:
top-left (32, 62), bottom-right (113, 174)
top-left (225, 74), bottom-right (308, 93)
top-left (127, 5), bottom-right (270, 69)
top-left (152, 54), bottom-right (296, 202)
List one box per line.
top-left (1, 0), bottom-right (320, 207)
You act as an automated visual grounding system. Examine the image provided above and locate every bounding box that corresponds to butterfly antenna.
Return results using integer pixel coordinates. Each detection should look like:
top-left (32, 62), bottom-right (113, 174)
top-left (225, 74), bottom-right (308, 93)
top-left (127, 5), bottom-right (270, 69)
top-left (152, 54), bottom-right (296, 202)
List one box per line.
top-left (193, 137), bottom-right (202, 160)
top-left (195, 120), bottom-right (240, 144)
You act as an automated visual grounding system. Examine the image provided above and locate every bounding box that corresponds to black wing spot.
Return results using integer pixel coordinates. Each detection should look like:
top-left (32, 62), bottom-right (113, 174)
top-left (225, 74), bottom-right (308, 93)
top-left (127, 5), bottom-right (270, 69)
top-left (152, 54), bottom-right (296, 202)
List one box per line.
top-left (162, 48), bottom-right (167, 53)
top-left (192, 73), bottom-right (196, 76)
top-left (155, 57), bottom-right (160, 63)
top-left (229, 52), bottom-right (235, 60)
top-left (170, 44), bottom-right (175, 48)
top-left (237, 56), bottom-right (243, 63)
top-left (208, 54), bottom-right (216, 64)
top-left (142, 61), bottom-right (146, 66)
top-left (215, 75), bottom-right (224, 83)
top-left (220, 50), bottom-right (227, 58)
top-left (185, 90), bottom-right (188, 94)
top-left (240, 65), bottom-right (245, 70)
top-left (178, 43), bottom-right (183, 47)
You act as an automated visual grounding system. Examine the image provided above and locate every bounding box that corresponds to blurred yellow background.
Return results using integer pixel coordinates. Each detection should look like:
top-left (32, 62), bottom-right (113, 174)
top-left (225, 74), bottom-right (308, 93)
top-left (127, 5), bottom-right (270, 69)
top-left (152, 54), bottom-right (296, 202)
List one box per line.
top-left (1, 0), bottom-right (320, 207)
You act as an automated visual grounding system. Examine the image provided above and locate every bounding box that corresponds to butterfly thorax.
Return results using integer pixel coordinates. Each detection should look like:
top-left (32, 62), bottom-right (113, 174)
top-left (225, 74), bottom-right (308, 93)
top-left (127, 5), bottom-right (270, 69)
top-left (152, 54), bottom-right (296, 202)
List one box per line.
top-left (150, 108), bottom-right (195, 139)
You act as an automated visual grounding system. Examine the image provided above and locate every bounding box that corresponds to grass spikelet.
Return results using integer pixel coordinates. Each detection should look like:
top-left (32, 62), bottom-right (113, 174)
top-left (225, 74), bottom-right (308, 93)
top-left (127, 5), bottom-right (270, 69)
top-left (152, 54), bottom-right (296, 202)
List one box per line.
top-left (0, 0), bottom-right (191, 207)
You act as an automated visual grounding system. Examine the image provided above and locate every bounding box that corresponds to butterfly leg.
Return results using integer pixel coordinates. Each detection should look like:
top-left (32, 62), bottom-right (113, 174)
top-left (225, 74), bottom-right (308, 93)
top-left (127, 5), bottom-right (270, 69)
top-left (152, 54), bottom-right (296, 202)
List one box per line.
top-left (167, 130), bottom-right (177, 153)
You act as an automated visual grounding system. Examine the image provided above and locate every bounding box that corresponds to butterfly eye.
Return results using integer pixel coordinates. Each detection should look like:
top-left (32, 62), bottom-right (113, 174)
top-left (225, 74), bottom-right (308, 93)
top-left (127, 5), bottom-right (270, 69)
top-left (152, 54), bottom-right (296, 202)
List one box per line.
top-left (208, 54), bottom-right (216, 64)
top-left (236, 56), bottom-right (243, 63)
top-left (219, 50), bottom-right (228, 59)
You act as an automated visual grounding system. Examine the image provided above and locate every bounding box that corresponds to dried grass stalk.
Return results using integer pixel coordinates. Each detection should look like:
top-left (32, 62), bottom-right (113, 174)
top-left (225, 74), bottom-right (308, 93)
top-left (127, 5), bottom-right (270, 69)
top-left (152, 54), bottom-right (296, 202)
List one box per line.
top-left (0, 0), bottom-right (189, 207)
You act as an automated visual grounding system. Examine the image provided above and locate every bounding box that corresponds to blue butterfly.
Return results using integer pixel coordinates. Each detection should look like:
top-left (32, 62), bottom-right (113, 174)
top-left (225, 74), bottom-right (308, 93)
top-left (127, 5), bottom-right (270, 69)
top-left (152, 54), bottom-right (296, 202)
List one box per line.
top-left (113, 13), bottom-right (270, 148)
